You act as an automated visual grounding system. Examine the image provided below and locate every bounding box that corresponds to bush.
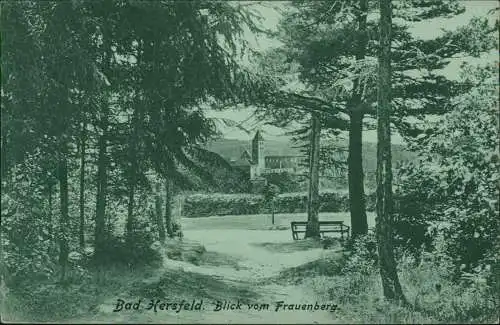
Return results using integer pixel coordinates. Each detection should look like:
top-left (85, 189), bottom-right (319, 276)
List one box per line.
top-left (263, 172), bottom-right (304, 192)
top-left (305, 66), bottom-right (499, 322)
top-left (392, 194), bottom-right (435, 261)
top-left (182, 190), bottom-right (376, 217)
top-left (399, 250), bottom-right (498, 323)
top-left (94, 218), bottom-right (162, 268)
top-left (342, 233), bottom-right (378, 275)
top-left (394, 65), bottom-right (499, 275)
top-left (305, 234), bottom-right (379, 306)
top-left (1, 192), bottom-right (56, 287)
top-left (307, 241), bottom-right (497, 323)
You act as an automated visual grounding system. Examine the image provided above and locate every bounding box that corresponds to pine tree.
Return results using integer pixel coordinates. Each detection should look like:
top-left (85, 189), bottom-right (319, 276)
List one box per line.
top-left (376, 0), bottom-right (407, 303)
top-left (253, 0), bottom-right (496, 238)
top-left (1, 0), bottom-right (272, 271)
top-left (305, 113), bottom-right (321, 238)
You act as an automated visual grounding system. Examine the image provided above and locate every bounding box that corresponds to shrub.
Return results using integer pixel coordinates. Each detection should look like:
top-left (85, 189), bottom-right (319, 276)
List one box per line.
top-left (309, 241), bottom-right (497, 323)
top-left (342, 233), bottom-right (378, 276)
top-left (93, 218), bottom-right (162, 268)
top-left (399, 249), bottom-right (498, 323)
top-left (182, 190), bottom-right (376, 218)
top-left (263, 172), bottom-right (304, 192)
top-left (1, 192), bottom-right (56, 287)
top-left (394, 64), bottom-right (499, 274)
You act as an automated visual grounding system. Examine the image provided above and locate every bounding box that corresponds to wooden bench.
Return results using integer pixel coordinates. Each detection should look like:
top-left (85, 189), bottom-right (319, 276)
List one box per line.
top-left (291, 221), bottom-right (350, 240)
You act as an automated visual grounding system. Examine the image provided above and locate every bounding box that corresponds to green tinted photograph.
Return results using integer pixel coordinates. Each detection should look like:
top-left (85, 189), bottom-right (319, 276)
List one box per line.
top-left (1, 1), bottom-right (498, 323)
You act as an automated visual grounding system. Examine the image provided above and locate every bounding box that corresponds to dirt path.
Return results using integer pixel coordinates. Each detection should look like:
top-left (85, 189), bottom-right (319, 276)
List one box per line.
top-left (176, 229), bottom-right (340, 323)
top-left (68, 229), bottom-right (341, 324)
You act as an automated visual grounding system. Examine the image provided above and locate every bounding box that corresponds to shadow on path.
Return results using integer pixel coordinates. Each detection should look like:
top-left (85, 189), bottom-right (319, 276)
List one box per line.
top-left (130, 268), bottom-right (260, 305)
top-left (250, 239), bottom-right (323, 253)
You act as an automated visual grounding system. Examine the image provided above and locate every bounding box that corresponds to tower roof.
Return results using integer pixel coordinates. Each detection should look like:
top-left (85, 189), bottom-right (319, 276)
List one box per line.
top-left (253, 130), bottom-right (264, 142)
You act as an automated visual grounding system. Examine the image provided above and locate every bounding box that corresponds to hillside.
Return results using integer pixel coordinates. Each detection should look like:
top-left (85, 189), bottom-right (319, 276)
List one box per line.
top-left (205, 138), bottom-right (302, 158)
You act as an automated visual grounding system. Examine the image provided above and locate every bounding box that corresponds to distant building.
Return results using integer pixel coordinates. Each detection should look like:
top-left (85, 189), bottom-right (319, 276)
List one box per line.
top-left (230, 131), bottom-right (305, 181)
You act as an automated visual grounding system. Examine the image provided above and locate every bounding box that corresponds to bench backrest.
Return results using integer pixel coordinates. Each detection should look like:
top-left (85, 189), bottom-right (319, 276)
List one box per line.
top-left (291, 221), bottom-right (344, 226)
top-left (291, 221), bottom-right (348, 231)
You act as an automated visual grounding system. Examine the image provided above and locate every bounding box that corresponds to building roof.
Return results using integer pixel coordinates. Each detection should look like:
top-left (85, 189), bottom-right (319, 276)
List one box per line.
top-left (253, 130), bottom-right (264, 142)
top-left (241, 149), bottom-right (252, 160)
top-left (265, 155), bottom-right (302, 159)
top-left (230, 158), bottom-right (252, 167)
top-left (229, 148), bottom-right (253, 167)
top-left (205, 135), bottom-right (305, 165)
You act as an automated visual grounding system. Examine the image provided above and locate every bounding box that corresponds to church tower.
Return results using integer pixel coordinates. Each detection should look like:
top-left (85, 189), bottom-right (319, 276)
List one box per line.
top-left (252, 130), bottom-right (265, 176)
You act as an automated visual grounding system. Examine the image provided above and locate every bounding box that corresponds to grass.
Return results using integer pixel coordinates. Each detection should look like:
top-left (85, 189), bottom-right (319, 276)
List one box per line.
top-left (163, 238), bottom-right (206, 265)
top-left (251, 237), bottom-right (325, 254)
top-left (296, 256), bottom-right (499, 324)
top-left (2, 263), bottom-right (160, 323)
top-left (179, 212), bottom-right (496, 323)
top-left (1, 237), bottom-right (251, 323)
top-left (269, 254), bottom-right (345, 286)
top-left (5, 212), bottom-right (496, 324)
top-left (181, 212), bottom-right (376, 231)
top-left (163, 237), bottom-right (244, 270)
top-left (199, 251), bottom-right (243, 269)
top-left (130, 268), bottom-right (261, 305)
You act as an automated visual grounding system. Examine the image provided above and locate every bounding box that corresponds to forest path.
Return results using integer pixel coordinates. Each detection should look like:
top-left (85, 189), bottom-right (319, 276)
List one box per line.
top-left (68, 228), bottom-right (342, 324)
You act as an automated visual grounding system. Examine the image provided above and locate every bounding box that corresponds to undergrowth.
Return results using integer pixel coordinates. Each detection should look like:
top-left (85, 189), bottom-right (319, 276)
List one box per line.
top-left (2, 237), bottom-right (238, 323)
top-left (2, 263), bottom-right (159, 322)
top-left (301, 234), bottom-right (499, 324)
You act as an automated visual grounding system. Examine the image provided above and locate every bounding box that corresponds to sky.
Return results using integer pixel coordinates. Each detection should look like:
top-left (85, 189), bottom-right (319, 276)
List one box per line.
top-left (207, 1), bottom-right (499, 144)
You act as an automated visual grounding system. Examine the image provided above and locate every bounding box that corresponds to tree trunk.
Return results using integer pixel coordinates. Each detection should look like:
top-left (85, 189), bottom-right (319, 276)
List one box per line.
top-left (271, 201), bottom-right (275, 225)
top-left (348, 110), bottom-right (368, 237)
top-left (376, 0), bottom-right (407, 304)
top-left (126, 107), bottom-right (139, 244)
top-left (57, 142), bottom-right (69, 282)
top-left (78, 119), bottom-right (87, 250)
top-left (305, 113), bottom-right (321, 239)
top-left (348, 0), bottom-right (369, 238)
top-left (165, 179), bottom-right (174, 237)
top-left (126, 173), bottom-right (136, 243)
top-left (155, 181), bottom-right (166, 242)
top-left (48, 180), bottom-right (53, 240)
top-left (1, 109), bottom-right (8, 189)
top-left (94, 112), bottom-right (108, 263)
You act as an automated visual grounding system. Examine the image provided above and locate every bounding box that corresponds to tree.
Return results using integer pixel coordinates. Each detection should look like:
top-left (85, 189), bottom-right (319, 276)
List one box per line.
top-left (78, 112), bottom-right (87, 251)
top-left (262, 183), bottom-right (280, 225)
top-left (93, 101), bottom-right (109, 263)
top-left (164, 179), bottom-right (174, 238)
top-left (346, 0), bottom-right (369, 238)
top-left (395, 63), bottom-right (499, 277)
top-left (254, 0), bottom-right (496, 245)
top-left (154, 181), bottom-right (165, 242)
top-left (266, 0), bottom-right (371, 237)
top-left (376, 0), bottom-right (406, 303)
top-left (263, 171), bottom-right (303, 192)
top-left (0, 0), bottom-right (283, 290)
top-left (33, 1), bottom-right (98, 279)
top-left (305, 113), bottom-right (321, 238)
top-left (81, 1), bottom-right (271, 257)
top-left (91, 11), bottom-right (115, 263)
top-left (109, 1), bottom-right (271, 245)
